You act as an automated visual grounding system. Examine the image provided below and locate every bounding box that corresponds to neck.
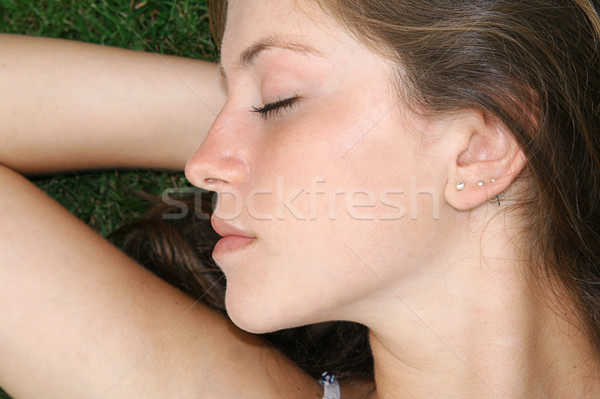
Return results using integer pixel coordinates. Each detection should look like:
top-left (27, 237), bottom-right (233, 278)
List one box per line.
top-left (357, 214), bottom-right (600, 398)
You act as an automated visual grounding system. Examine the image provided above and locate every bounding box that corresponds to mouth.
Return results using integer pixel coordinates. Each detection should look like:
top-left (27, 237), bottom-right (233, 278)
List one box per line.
top-left (213, 235), bottom-right (256, 255)
top-left (211, 217), bottom-right (256, 255)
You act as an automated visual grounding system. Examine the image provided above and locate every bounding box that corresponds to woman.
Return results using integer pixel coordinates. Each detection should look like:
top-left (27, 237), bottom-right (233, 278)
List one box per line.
top-left (1, 0), bottom-right (599, 398)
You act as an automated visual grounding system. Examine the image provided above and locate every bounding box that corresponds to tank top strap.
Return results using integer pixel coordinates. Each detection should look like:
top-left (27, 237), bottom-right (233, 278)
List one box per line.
top-left (320, 372), bottom-right (341, 399)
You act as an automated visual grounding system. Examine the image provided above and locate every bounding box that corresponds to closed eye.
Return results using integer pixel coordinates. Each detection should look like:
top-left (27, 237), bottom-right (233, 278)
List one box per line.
top-left (252, 96), bottom-right (301, 120)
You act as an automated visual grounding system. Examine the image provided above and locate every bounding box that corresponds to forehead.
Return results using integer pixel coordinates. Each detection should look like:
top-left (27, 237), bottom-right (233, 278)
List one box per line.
top-left (220, 0), bottom-right (344, 67)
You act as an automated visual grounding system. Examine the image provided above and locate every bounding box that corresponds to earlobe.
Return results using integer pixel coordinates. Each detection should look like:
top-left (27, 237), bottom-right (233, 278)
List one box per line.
top-left (443, 112), bottom-right (527, 210)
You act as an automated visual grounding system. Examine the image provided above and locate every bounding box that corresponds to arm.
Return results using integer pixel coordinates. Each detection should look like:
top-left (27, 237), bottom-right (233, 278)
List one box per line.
top-left (0, 165), bottom-right (321, 398)
top-left (0, 36), bottom-right (322, 397)
top-left (0, 34), bottom-right (226, 174)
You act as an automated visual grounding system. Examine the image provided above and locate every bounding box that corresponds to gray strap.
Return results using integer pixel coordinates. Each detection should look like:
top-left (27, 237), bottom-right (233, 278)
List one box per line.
top-left (320, 372), bottom-right (341, 399)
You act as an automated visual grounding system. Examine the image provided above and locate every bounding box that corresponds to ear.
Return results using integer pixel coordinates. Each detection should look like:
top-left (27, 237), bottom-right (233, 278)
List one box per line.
top-left (443, 110), bottom-right (527, 210)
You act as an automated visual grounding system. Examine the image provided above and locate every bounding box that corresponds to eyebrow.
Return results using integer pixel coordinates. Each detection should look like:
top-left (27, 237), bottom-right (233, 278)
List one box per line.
top-left (218, 35), bottom-right (324, 84)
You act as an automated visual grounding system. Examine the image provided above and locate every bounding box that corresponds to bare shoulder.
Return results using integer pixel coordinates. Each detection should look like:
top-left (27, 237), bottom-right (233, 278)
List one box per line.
top-left (0, 165), bottom-right (321, 398)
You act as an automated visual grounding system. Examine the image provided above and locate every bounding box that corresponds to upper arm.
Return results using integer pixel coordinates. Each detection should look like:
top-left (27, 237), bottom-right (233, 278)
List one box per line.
top-left (0, 165), bottom-right (320, 398)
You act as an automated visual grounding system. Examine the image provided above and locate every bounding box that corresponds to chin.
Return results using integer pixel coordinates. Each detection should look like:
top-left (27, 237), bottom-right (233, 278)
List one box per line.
top-left (224, 284), bottom-right (313, 334)
top-left (225, 292), bottom-right (278, 334)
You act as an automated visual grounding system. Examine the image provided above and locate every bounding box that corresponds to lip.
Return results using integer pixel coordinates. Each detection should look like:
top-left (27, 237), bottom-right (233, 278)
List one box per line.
top-left (211, 217), bottom-right (255, 239)
top-left (211, 217), bottom-right (256, 255)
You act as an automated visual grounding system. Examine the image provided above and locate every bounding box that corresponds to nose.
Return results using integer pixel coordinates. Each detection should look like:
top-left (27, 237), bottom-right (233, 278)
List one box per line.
top-left (185, 108), bottom-right (252, 192)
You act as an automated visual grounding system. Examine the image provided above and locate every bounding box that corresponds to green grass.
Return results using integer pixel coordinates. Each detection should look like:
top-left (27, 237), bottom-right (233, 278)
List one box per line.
top-left (33, 170), bottom-right (194, 237)
top-left (0, 0), bottom-right (216, 397)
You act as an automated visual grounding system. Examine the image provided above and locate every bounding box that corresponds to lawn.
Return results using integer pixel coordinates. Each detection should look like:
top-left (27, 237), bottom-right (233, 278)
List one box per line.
top-left (0, 0), bottom-right (216, 397)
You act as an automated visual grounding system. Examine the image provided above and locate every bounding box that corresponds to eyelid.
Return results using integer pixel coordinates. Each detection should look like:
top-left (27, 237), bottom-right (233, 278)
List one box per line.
top-left (252, 96), bottom-right (302, 120)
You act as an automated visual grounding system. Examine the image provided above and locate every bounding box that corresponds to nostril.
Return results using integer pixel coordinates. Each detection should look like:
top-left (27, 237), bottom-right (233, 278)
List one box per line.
top-left (204, 177), bottom-right (229, 185)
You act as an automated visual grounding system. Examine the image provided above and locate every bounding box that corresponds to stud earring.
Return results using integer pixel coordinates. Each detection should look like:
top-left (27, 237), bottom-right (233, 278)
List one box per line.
top-left (491, 178), bottom-right (496, 183)
top-left (477, 180), bottom-right (485, 187)
top-left (456, 182), bottom-right (465, 191)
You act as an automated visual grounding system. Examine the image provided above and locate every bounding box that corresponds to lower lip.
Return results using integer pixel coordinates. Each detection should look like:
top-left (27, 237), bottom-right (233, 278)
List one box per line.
top-left (213, 236), bottom-right (255, 255)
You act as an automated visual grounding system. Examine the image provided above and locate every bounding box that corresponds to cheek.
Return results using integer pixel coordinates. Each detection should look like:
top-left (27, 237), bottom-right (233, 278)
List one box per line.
top-left (227, 87), bottom-right (443, 288)
top-left (223, 143), bottom-right (446, 332)
top-left (244, 86), bottom-right (428, 227)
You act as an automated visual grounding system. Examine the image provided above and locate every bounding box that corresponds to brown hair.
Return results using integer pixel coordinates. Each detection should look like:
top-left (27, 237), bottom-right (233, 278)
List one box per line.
top-left (117, 0), bottom-right (600, 383)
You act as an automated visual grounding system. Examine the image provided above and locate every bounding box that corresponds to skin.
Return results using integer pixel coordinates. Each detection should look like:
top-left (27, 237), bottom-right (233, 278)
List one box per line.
top-left (185, 0), bottom-right (600, 398)
top-left (0, 34), bottom-right (224, 173)
top-left (0, 1), bottom-right (599, 398)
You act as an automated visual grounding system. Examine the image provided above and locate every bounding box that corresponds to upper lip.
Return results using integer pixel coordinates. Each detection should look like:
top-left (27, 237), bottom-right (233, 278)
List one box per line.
top-left (210, 216), bottom-right (255, 238)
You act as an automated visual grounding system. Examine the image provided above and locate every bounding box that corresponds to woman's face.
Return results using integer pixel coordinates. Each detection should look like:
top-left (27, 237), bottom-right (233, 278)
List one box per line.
top-left (186, 0), bottom-right (449, 333)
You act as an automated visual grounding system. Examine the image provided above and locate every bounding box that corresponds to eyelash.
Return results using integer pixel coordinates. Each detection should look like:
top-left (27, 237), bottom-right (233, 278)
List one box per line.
top-left (252, 96), bottom-right (301, 120)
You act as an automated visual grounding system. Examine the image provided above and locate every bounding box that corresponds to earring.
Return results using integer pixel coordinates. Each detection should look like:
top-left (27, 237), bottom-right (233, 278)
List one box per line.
top-left (477, 180), bottom-right (485, 187)
top-left (456, 182), bottom-right (465, 191)
top-left (491, 178), bottom-right (496, 183)
top-left (489, 191), bottom-right (505, 206)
